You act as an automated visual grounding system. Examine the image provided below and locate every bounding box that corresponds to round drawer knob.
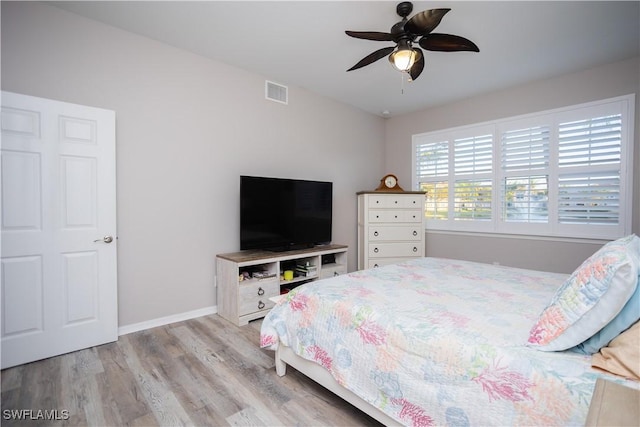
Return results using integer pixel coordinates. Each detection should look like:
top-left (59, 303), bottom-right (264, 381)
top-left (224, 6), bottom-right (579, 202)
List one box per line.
top-left (258, 300), bottom-right (265, 309)
top-left (257, 287), bottom-right (265, 296)
top-left (413, 247), bottom-right (418, 252)
top-left (413, 230), bottom-right (418, 236)
top-left (374, 247), bottom-right (379, 253)
top-left (374, 231), bottom-right (379, 236)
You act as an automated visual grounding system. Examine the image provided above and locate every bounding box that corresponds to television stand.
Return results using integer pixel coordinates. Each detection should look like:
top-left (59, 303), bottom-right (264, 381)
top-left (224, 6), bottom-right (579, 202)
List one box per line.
top-left (216, 244), bottom-right (348, 326)
top-left (265, 243), bottom-right (315, 253)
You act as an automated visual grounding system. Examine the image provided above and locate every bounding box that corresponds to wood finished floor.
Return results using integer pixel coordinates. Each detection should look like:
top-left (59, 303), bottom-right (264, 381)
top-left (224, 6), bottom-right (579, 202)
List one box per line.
top-left (1, 315), bottom-right (383, 427)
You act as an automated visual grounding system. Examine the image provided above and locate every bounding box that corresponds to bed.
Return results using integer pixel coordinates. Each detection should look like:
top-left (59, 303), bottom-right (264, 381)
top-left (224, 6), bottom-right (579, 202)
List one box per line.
top-left (260, 239), bottom-right (640, 426)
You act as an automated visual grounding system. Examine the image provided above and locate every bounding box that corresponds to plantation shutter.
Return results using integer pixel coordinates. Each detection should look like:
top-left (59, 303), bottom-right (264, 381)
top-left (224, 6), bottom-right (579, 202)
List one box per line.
top-left (415, 139), bottom-right (449, 220)
top-left (500, 124), bottom-right (550, 223)
top-left (453, 133), bottom-right (493, 221)
top-left (411, 94), bottom-right (633, 239)
top-left (416, 140), bottom-right (449, 178)
top-left (557, 114), bottom-right (622, 225)
top-left (502, 126), bottom-right (550, 173)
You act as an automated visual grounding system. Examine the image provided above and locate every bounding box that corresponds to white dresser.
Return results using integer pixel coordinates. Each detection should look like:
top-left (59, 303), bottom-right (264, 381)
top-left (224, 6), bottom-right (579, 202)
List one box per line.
top-left (357, 191), bottom-right (426, 270)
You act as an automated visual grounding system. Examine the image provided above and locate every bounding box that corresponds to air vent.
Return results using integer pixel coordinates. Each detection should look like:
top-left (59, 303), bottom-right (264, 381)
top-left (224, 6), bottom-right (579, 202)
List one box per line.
top-left (265, 80), bottom-right (288, 104)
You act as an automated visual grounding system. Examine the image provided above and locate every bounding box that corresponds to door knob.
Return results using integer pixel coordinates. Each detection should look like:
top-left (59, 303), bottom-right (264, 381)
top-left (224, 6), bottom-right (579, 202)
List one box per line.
top-left (94, 236), bottom-right (114, 243)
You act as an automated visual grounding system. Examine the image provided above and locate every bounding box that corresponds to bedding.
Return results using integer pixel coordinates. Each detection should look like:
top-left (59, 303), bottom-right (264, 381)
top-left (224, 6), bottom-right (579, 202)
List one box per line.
top-left (260, 257), bottom-right (638, 426)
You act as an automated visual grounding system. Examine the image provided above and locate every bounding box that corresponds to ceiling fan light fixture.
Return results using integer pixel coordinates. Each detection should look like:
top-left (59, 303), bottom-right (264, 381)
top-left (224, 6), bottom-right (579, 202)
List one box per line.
top-left (389, 42), bottom-right (416, 72)
top-left (346, 2), bottom-right (479, 81)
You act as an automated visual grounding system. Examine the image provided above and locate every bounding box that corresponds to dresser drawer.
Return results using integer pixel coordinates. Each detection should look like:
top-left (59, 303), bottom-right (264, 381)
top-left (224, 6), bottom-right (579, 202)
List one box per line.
top-left (367, 257), bottom-right (414, 269)
top-left (368, 194), bottom-right (424, 209)
top-left (368, 242), bottom-right (422, 258)
top-left (238, 279), bottom-right (278, 315)
top-left (369, 209), bottom-right (422, 223)
top-left (368, 225), bottom-right (422, 241)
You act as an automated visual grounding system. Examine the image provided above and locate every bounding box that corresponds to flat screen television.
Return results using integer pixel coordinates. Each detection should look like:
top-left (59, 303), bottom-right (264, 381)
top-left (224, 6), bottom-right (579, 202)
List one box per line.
top-left (240, 175), bottom-right (333, 251)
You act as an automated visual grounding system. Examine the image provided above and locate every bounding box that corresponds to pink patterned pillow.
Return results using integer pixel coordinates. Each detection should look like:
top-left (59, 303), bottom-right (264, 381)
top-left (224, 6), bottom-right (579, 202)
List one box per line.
top-left (528, 235), bottom-right (640, 351)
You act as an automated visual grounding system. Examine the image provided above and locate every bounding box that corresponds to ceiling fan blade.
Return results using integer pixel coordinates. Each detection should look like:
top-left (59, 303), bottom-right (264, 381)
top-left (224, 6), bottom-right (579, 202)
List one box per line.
top-left (419, 33), bottom-right (480, 52)
top-left (409, 48), bottom-right (424, 81)
top-left (404, 8), bottom-right (450, 36)
top-left (347, 46), bottom-right (396, 71)
top-left (345, 31), bottom-right (394, 42)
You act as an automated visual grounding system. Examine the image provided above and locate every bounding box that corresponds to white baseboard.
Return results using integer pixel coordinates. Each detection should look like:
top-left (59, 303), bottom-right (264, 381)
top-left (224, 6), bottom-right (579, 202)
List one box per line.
top-left (118, 305), bottom-right (217, 336)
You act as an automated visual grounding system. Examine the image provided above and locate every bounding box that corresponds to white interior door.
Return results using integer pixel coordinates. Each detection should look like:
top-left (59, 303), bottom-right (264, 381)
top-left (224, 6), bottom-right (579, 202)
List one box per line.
top-left (1, 91), bottom-right (117, 369)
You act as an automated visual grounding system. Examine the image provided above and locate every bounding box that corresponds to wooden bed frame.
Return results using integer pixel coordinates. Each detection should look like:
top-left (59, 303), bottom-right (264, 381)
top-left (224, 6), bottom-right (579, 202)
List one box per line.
top-left (275, 344), bottom-right (401, 426)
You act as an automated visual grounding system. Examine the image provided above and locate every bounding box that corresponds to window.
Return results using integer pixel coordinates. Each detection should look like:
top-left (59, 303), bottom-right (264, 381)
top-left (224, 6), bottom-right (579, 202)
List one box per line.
top-left (416, 140), bottom-right (449, 220)
top-left (453, 133), bottom-right (493, 222)
top-left (501, 122), bottom-right (550, 224)
top-left (412, 95), bottom-right (634, 239)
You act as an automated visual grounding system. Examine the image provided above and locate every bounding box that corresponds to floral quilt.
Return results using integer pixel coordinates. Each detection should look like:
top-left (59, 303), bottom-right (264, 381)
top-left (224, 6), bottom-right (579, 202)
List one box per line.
top-left (260, 258), bottom-right (632, 426)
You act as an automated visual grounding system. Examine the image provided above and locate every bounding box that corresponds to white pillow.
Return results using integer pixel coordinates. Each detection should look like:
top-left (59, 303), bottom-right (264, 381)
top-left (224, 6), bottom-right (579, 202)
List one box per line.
top-left (527, 235), bottom-right (640, 351)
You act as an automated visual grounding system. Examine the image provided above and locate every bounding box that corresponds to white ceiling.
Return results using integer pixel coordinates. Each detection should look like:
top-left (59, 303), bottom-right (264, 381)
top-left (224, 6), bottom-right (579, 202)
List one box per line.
top-left (52, 1), bottom-right (640, 117)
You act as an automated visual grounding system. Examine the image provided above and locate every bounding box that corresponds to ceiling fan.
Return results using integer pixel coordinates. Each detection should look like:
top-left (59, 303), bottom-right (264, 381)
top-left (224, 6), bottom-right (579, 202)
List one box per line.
top-left (345, 1), bottom-right (479, 81)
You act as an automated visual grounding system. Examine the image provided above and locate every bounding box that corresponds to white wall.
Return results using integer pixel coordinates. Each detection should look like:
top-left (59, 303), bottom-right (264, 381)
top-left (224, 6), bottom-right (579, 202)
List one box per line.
top-left (384, 57), bottom-right (640, 273)
top-left (1, 2), bottom-right (385, 327)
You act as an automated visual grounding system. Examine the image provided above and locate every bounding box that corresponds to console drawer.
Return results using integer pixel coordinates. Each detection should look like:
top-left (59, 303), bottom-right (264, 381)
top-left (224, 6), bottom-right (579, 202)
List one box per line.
top-left (238, 279), bottom-right (278, 315)
top-left (319, 263), bottom-right (347, 279)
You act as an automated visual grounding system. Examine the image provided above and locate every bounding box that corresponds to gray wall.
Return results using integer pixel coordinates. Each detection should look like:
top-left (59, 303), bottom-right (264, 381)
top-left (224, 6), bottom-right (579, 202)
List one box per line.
top-left (1, 2), bottom-right (385, 327)
top-left (384, 57), bottom-right (640, 273)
